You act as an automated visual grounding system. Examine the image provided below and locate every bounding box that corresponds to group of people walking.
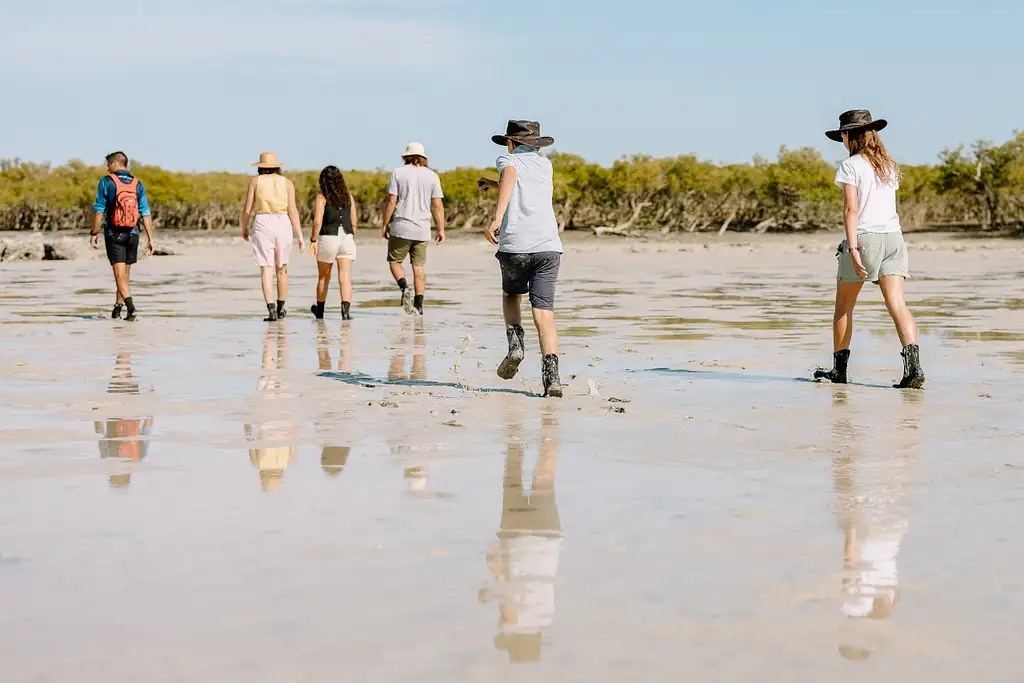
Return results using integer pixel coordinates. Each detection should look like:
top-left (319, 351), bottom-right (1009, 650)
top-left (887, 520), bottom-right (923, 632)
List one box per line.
top-left (89, 112), bottom-right (925, 392)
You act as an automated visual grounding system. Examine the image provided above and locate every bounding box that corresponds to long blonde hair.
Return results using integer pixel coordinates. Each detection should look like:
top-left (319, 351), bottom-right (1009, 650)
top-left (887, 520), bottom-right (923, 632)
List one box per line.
top-left (847, 129), bottom-right (902, 184)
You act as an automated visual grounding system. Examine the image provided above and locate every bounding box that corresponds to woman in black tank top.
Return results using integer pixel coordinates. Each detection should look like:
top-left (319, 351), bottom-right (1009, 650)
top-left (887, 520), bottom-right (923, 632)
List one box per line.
top-left (309, 166), bottom-right (358, 319)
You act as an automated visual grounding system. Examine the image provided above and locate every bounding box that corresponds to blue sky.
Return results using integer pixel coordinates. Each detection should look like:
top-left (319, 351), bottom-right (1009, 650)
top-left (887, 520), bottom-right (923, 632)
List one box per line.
top-left (1, 0), bottom-right (1021, 172)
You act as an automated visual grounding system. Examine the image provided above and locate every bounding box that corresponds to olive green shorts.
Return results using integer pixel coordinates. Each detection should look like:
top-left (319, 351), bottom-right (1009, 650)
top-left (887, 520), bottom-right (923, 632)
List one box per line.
top-left (838, 232), bottom-right (909, 284)
top-left (387, 236), bottom-right (427, 267)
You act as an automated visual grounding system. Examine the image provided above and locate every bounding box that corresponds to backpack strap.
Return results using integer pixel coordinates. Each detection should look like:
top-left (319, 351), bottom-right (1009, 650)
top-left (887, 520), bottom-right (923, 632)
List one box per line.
top-left (108, 173), bottom-right (138, 190)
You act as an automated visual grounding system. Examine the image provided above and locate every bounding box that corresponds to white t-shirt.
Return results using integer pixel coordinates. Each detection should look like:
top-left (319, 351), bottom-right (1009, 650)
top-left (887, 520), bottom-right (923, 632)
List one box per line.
top-left (496, 148), bottom-right (563, 254)
top-left (834, 154), bottom-right (902, 234)
top-left (499, 534), bottom-right (562, 633)
top-left (386, 165), bottom-right (444, 242)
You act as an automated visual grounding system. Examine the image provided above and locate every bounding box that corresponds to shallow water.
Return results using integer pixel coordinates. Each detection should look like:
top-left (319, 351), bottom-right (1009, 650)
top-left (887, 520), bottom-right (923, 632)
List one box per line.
top-left (1, 237), bottom-right (1023, 682)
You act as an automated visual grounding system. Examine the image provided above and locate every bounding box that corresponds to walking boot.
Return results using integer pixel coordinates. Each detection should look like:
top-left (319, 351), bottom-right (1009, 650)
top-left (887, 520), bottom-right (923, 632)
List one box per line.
top-left (542, 354), bottom-right (563, 398)
top-left (894, 343), bottom-right (925, 389)
top-left (264, 303), bottom-right (278, 322)
top-left (400, 287), bottom-right (414, 315)
top-left (814, 349), bottom-right (850, 384)
top-left (496, 325), bottom-right (525, 380)
top-left (311, 301), bottom-right (325, 319)
top-left (341, 301), bottom-right (352, 321)
top-left (277, 300), bottom-right (287, 319)
top-left (111, 303), bottom-right (123, 320)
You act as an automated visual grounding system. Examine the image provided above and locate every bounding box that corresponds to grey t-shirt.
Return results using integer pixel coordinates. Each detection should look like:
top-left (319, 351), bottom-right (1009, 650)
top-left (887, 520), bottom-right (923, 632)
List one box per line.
top-left (386, 165), bottom-right (444, 242)
top-left (496, 148), bottom-right (562, 254)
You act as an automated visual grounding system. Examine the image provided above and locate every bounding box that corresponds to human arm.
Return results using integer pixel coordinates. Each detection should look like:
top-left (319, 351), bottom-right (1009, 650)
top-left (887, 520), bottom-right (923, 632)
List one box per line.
top-left (431, 197), bottom-right (446, 244)
top-left (310, 194), bottom-right (325, 258)
top-left (287, 180), bottom-right (304, 251)
top-left (241, 177), bottom-right (256, 240)
top-left (90, 178), bottom-right (107, 248)
top-left (349, 196), bottom-right (358, 234)
top-left (381, 193), bottom-right (397, 239)
top-left (137, 182), bottom-right (155, 255)
top-left (842, 183), bottom-right (867, 279)
top-left (485, 166), bottom-right (516, 246)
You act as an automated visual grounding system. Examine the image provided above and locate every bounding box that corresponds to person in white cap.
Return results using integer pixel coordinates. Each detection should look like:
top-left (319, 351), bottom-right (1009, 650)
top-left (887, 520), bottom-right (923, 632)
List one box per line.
top-left (381, 143), bottom-right (446, 315)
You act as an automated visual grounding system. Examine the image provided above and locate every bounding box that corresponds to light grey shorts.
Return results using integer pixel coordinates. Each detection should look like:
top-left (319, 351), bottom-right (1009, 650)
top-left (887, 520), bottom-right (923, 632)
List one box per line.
top-left (838, 232), bottom-right (909, 284)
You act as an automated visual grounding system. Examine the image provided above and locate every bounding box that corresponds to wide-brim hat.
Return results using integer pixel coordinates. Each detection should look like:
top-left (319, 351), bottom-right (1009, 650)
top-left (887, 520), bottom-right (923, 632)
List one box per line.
top-left (492, 120), bottom-right (554, 148)
top-left (402, 142), bottom-right (428, 160)
top-left (826, 110), bottom-right (887, 142)
top-left (252, 152), bottom-right (285, 168)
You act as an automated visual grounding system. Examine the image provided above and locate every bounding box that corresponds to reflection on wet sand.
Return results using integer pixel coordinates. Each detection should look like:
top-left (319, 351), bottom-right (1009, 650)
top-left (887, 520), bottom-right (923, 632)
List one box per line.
top-left (96, 352), bottom-right (153, 489)
top-left (388, 321), bottom-right (428, 382)
top-left (245, 326), bottom-right (298, 493)
top-left (480, 410), bottom-right (562, 663)
top-left (315, 320), bottom-right (353, 373)
top-left (832, 390), bottom-right (919, 661)
top-left (321, 446), bottom-right (350, 478)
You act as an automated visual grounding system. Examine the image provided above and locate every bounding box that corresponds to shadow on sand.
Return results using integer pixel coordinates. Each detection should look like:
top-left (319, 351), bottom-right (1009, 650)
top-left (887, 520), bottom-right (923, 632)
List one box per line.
top-left (318, 371), bottom-right (538, 397)
top-left (641, 367), bottom-right (892, 390)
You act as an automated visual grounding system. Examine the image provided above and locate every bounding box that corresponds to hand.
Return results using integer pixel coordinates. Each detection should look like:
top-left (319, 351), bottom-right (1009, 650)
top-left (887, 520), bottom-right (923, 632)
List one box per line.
top-left (851, 249), bottom-right (869, 280)
top-left (90, 232), bottom-right (100, 249)
top-left (147, 239), bottom-right (155, 256)
top-left (382, 225), bottom-right (390, 239)
top-left (309, 241), bottom-right (318, 259)
top-left (484, 219), bottom-right (500, 246)
top-left (435, 230), bottom-right (445, 246)
top-left (296, 236), bottom-right (306, 252)
top-left (242, 227), bottom-right (250, 241)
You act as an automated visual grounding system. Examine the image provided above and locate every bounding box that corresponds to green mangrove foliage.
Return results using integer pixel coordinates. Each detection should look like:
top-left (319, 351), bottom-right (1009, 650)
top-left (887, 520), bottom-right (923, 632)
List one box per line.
top-left (3, 132), bottom-right (1023, 233)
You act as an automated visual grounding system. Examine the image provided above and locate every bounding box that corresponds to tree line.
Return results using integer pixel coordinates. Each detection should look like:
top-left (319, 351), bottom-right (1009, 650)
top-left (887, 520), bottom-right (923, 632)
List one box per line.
top-left (2, 132), bottom-right (1022, 234)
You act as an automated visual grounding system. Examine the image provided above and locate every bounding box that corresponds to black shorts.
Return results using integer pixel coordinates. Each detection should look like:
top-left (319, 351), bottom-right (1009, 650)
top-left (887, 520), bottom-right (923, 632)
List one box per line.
top-left (105, 230), bottom-right (139, 265)
top-left (496, 251), bottom-right (561, 311)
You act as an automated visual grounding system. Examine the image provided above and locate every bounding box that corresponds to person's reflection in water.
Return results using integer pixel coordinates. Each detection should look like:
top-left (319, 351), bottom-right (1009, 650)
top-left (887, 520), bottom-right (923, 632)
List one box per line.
top-left (480, 409), bottom-right (562, 663)
top-left (245, 325), bottom-right (297, 493)
top-left (833, 389), bottom-right (919, 661)
top-left (388, 320), bottom-right (427, 382)
top-left (316, 320), bottom-right (354, 373)
top-left (95, 352), bottom-right (153, 489)
top-left (321, 446), bottom-right (351, 478)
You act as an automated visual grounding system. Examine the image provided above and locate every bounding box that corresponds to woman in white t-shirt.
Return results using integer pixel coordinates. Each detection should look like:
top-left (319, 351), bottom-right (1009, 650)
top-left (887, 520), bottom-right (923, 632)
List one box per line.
top-left (815, 110), bottom-right (925, 389)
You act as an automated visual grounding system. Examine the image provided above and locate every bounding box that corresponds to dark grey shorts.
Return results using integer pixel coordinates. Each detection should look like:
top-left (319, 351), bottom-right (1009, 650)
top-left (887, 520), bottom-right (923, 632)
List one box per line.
top-left (496, 251), bottom-right (561, 311)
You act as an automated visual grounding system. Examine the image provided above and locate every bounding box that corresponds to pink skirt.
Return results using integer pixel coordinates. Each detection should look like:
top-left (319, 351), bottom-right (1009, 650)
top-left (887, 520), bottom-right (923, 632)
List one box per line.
top-left (251, 213), bottom-right (293, 267)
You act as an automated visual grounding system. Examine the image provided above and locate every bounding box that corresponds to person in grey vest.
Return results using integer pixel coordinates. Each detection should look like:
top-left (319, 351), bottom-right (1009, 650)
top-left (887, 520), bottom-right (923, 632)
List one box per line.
top-left (478, 121), bottom-right (563, 397)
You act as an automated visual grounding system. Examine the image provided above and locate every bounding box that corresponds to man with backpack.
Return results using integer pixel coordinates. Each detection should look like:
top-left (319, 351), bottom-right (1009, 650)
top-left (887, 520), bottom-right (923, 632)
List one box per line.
top-left (90, 151), bottom-right (155, 320)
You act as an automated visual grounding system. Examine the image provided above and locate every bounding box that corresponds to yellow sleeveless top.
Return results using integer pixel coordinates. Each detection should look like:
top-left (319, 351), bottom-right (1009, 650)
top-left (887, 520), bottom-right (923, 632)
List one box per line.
top-left (253, 175), bottom-right (289, 214)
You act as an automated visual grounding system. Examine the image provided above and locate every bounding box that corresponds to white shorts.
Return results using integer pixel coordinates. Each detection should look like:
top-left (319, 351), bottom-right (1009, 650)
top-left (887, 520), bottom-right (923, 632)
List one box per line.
top-left (317, 233), bottom-right (357, 262)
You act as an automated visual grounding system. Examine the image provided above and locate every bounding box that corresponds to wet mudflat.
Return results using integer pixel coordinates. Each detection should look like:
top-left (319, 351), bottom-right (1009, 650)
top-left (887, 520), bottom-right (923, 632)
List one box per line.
top-left (1, 234), bottom-right (1023, 682)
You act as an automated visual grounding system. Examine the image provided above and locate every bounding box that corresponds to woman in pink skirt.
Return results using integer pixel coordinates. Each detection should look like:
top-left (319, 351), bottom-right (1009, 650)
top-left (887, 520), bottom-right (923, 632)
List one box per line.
top-left (241, 152), bottom-right (305, 321)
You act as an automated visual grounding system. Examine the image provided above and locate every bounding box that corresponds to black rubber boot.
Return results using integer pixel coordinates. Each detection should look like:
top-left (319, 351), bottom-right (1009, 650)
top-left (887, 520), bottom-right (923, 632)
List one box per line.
top-left (124, 297), bottom-right (136, 322)
top-left (277, 300), bottom-right (287, 319)
top-left (814, 349), bottom-right (850, 384)
top-left (311, 301), bottom-right (325, 319)
top-left (542, 354), bottom-right (563, 398)
top-left (264, 303), bottom-right (278, 322)
top-left (341, 301), bottom-right (352, 320)
top-left (496, 325), bottom-right (525, 380)
top-left (894, 343), bottom-right (925, 389)
top-left (111, 304), bottom-right (123, 320)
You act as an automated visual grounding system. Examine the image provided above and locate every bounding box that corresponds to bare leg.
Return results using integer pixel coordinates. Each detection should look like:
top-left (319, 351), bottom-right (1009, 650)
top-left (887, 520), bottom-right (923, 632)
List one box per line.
top-left (260, 267), bottom-right (275, 304)
top-left (832, 281), bottom-right (864, 352)
top-left (316, 261), bottom-right (332, 302)
top-left (112, 263), bottom-right (131, 302)
top-left (879, 276), bottom-right (918, 346)
top-left (532, 308), bottom-right (559, 356)
top-left (276, 265), bottom-right (288, 301)
top-left (389, 261), bottom-right (406, 284)
top-left (502, 293), bottom-right (522, 327)
top-left (338, 259), bottom-right (353, 302)
top-left (412, 265), bottom-right (426, 296)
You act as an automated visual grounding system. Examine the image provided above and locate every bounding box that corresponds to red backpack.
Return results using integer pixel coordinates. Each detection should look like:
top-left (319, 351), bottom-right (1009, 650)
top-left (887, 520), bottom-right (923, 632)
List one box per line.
top-left (109, 173), bottom-right (141, 228)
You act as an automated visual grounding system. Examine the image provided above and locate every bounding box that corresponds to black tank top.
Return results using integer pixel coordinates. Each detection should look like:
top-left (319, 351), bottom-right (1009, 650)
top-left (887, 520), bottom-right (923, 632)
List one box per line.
top-left (321, 198), bottom-right (353, 236)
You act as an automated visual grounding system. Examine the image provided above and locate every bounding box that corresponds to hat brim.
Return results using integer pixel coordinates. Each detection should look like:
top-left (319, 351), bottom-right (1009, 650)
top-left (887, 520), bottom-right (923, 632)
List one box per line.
top-left (252, 161), bottom-right (285, 168)
top-left (401, 153), bottom-right (428, 161)
top-left (492, 135), bottom-right (555, 148)
top-left (826, 119), bottom-right (887, 142)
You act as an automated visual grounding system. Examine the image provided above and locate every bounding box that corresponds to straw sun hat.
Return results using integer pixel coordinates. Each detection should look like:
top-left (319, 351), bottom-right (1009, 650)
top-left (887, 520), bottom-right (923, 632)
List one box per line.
top-left (252, 152), bottom-right (284, 168)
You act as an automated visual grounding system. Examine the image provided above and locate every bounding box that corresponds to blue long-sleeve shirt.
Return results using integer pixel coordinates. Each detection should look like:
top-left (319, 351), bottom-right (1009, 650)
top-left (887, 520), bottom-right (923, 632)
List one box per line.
top-left (93, 170), bottom-right (151, 234)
